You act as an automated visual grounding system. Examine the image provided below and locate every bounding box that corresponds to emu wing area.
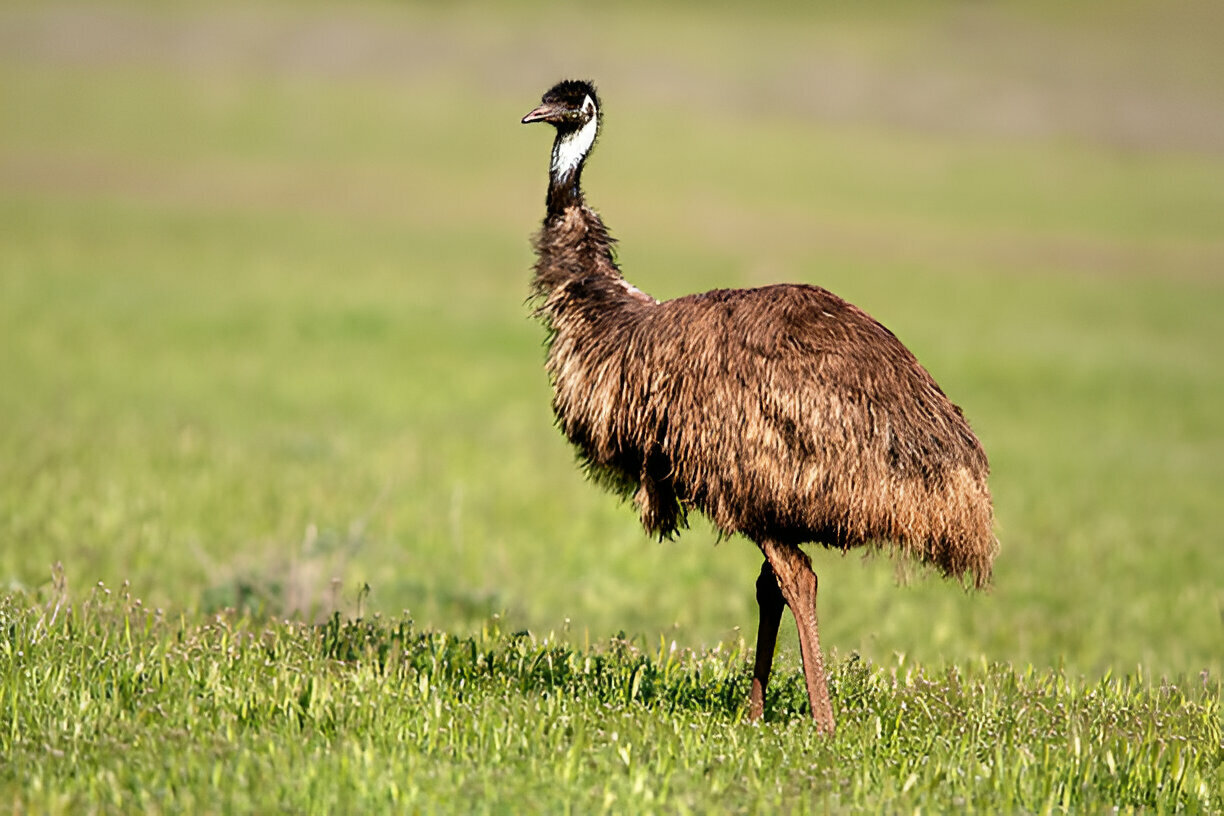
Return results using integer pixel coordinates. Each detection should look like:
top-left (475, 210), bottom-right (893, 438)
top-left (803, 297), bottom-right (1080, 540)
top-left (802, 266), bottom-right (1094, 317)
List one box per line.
top-left (554, 282), bottom-right (994, 585)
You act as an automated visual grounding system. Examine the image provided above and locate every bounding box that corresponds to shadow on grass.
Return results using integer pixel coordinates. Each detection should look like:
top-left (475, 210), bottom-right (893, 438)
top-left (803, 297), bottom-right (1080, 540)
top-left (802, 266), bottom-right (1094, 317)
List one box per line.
top-left (313, 612), bottom-right (831, 721)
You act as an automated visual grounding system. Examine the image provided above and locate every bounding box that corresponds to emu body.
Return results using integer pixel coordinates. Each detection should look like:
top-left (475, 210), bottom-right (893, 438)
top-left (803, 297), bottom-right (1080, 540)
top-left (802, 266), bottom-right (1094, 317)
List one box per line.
top-left (524, 80), bottom-right (996, 731)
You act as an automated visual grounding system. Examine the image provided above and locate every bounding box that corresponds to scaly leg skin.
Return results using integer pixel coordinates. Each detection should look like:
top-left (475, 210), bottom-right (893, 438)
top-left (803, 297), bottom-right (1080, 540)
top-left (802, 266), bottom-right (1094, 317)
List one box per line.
top-left (757, 539), bottom-right (836, 733)
top-left (749, 559), bottom-right (785, 722)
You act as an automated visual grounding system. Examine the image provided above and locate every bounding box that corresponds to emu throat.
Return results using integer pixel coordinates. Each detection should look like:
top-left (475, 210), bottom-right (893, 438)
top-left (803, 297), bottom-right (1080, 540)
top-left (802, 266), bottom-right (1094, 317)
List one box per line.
top-left (547, 99), bottom-right (598, 214)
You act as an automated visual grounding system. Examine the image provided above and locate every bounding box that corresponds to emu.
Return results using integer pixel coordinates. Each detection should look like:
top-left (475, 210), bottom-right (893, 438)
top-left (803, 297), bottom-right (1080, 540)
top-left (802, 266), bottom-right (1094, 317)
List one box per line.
top-left (522, 80), bottom-right (996, 732)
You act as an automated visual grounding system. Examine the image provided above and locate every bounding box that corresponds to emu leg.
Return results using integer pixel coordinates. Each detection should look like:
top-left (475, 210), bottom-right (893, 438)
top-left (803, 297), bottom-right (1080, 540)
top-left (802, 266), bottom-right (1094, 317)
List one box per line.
top-left (757, 539), bottom-right (836, 733)
top-left (749, 559), bottom-right (785, 722)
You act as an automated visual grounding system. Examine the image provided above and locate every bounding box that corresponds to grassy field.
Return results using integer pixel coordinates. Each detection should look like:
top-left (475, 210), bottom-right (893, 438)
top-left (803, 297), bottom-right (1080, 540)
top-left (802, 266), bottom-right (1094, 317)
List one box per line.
top-left (4, 590), bottom-right (1220, 813)
top-left (2, 0), bottom-right (1223, 811)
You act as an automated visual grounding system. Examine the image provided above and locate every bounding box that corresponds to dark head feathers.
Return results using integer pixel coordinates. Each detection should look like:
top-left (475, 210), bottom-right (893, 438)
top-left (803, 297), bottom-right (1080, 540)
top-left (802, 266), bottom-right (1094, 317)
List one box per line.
top-left (543, 79), bottom-right (599, 109)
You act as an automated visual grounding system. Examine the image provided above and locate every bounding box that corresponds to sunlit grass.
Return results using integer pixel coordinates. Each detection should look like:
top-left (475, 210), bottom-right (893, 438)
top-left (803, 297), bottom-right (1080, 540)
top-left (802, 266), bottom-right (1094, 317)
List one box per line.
top-left (2, 589), bottom-right (1219, 813)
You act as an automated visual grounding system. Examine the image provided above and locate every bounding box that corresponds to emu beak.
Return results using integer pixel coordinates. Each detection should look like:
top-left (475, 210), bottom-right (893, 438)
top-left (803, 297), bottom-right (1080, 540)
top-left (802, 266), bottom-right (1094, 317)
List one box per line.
top-left (522, 103), bottom-right (563, 124)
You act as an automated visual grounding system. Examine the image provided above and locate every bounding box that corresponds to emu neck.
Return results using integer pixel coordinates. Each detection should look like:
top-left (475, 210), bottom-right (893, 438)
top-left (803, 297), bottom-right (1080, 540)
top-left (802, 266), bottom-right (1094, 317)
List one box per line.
top-left (532, 119), bottom-right (654, 316)
top-left (531, 200), bottom-right (654, 317)
top-left (532, 202), bottom-right (617, 298)
top-left (546, 166), bottom-right (584, 215)
top-left (546, 115), bottom-right (597, 216)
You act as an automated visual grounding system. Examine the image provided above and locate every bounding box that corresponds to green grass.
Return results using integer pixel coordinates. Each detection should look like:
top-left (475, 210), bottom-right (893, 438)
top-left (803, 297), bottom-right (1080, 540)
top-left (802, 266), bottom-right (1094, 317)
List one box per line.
top-left (2, 0), bottom-right (1223, 811)
top-left (4, 589), bottom-right (1221, 813)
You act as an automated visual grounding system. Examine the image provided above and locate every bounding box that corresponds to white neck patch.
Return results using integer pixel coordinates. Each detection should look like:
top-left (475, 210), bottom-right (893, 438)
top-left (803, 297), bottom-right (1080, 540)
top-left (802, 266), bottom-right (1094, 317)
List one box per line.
top-left (551, 95), bottom-right (598, 178)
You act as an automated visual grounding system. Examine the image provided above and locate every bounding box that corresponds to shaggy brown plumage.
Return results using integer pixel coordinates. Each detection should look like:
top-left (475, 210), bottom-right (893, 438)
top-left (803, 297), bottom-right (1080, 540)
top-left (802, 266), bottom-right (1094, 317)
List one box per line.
top-left (523, 80), bottom-right (996, 732)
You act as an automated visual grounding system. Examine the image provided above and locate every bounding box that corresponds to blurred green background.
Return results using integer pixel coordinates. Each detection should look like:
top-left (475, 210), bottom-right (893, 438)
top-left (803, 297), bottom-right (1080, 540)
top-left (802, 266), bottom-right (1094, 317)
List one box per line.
top-left (1, 0), bottom-right (1221, 679)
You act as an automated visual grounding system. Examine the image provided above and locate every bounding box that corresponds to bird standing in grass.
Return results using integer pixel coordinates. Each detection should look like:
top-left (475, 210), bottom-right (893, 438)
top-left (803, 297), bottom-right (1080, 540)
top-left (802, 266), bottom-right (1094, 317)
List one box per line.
top-left (522, 79), bottom-right (996, 732)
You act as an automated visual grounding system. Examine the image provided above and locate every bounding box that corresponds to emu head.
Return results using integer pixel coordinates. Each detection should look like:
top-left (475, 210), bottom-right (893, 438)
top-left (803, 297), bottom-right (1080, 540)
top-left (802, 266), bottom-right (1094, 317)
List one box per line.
top-left (522, 80), bottom-right (601, 180)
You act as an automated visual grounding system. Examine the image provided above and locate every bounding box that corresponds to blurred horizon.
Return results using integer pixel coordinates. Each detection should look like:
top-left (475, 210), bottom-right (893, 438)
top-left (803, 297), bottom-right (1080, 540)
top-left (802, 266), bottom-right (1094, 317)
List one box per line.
top-left (4, 1), bottom-right (1223, 150)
